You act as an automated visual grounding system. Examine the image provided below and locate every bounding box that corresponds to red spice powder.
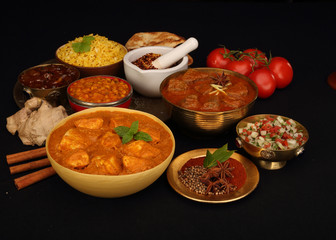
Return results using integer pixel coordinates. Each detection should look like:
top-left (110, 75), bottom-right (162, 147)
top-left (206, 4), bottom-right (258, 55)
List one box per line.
top-left (181, 157), bottom-right (247, 190)
top-left (227, 158), bottom-right (247, 190)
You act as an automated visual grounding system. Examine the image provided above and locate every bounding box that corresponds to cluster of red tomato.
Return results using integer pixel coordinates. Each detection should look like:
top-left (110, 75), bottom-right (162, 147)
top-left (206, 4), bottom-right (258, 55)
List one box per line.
top-left (206, 47), bottom-right (293, 98)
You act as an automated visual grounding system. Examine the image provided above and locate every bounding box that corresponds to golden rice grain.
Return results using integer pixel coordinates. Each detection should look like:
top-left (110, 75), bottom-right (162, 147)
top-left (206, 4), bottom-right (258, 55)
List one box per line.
top-left (56, 34), bottom-right (127, 67)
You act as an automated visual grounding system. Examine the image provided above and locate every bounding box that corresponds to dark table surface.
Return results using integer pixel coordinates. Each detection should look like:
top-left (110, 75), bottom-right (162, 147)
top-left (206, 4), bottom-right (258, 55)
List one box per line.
top-left (1, 1), bottom-right (336, 239)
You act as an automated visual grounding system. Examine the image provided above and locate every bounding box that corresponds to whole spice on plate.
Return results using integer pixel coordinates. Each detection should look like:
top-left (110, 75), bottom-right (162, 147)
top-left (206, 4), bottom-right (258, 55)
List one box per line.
top-left (178, 144), bottom-right (247, 195)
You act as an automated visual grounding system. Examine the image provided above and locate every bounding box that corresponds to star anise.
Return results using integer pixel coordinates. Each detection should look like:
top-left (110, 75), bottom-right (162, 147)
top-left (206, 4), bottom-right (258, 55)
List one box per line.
top-left (210, 72), bottom-right (232, 87)
top-left (209, 72), bottom-right (232, 95)
top-left (200, 160), bottom-right (237, 195)
top-left (216, 160), bottom-right (235, 179)
top-left (219, 179), bottom-right (237, 194)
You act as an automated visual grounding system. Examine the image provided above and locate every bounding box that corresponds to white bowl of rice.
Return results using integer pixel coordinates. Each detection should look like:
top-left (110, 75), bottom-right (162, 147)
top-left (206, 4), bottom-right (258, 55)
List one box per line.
top-left (56, 34), bottom-right (127, 77)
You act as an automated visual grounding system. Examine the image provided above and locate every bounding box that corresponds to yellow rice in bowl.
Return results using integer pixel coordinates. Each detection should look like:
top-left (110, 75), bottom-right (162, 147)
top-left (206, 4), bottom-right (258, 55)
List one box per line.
top-left (56, 34), bottom-right (127, 68)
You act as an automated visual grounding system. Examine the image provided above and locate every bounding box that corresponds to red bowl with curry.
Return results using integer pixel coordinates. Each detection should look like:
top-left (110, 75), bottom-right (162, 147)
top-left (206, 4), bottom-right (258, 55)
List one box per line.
top-left (67, 75), bottom-right (133, 112)
top-left (160, 68), bottom-right (258, 135)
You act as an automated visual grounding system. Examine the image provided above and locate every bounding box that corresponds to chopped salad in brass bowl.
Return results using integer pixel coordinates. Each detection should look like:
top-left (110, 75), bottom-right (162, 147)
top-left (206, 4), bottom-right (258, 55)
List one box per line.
top-left (238, 115), bottom-right (307, 150)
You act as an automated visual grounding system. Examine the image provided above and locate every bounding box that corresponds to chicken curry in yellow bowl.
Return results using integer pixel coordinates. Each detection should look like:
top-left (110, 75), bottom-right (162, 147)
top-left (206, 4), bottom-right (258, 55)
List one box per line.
top-left (46, 107), bottom-right (175, 198)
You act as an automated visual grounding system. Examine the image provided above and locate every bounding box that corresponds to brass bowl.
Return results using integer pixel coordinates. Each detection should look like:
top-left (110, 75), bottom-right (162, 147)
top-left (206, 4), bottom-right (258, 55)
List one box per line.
top-left (160, 68), bottom-right (258, 135)
top-left (46, 107), bottom-right (175, 198)
top-left (235, 114), bottom-right (309, 170)
top-left (18, 63), bottom-right (80, 107)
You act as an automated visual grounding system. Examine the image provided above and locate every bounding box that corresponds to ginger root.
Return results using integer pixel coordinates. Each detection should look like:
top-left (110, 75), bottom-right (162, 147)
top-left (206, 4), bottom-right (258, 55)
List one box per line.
top-left (6, 97), bottom-right (68, 146)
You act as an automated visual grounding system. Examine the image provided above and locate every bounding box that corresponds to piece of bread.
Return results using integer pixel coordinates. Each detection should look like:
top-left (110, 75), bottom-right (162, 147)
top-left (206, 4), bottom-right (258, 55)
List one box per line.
top-left (125, 32), bottom-right (193, 65)
top-left (125, 32), bottom-right (186, 51)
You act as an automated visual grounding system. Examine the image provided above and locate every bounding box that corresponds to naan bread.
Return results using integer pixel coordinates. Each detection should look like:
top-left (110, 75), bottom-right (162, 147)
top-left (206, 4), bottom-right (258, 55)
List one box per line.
top-left (125, 32), bottom-right (186, 51)
top-left (125, 32), bottom-right (193, 65)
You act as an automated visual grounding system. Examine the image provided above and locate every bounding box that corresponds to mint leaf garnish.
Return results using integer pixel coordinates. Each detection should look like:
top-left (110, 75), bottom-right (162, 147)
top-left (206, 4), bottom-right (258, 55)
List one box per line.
top-left (114, 121), bottom-right (152, 144)
top-left (72, 35), bottom-right (95, 53)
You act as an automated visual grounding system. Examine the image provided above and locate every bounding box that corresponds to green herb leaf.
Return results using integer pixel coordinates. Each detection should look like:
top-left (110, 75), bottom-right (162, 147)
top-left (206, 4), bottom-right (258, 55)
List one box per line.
top-left (114, 126), bottom-right (130, 137)
top-left (129, 121), bottom-right (139, 135)
top-left (203, 143), bottom-right (235, 168)
top-left (114, 121), bottom-right (152, 144)
top-left (134, 131), bottom-right (152, 142)
top-left (72, 36), bottom-right (95, 53)
top-left (203, 150), bottom-right (214, 168)
top-left (122, 131), bottom-right (134, 144)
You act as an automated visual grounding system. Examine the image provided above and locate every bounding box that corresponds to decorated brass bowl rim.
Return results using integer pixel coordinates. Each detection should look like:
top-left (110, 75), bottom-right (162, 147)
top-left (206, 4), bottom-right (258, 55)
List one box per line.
top-left (160, 67), bottom-right (258, 114)
top-left (236, 113), bottom-right (309, 152)
top-left (67, 75), bottom-right (133, 107)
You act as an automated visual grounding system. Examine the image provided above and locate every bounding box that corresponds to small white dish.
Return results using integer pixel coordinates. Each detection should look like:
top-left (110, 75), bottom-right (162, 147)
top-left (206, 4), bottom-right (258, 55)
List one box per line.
top-left (123, 46), bottom-right (188, 98)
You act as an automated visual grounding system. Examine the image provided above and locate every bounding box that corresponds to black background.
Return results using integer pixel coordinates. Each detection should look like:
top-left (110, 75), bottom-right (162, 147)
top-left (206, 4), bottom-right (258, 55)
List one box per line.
top-left (1, 1), bottom-right (336, 239)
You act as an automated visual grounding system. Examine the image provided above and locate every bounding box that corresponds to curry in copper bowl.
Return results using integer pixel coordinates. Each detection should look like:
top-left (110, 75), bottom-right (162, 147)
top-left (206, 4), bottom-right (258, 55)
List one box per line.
top-left (160, 68), bottom-right (258, 135)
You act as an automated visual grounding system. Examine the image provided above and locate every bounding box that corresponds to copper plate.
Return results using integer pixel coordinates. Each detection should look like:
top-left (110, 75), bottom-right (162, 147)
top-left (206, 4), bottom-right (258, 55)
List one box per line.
top-left (167, 149), bottom-right (259, 203)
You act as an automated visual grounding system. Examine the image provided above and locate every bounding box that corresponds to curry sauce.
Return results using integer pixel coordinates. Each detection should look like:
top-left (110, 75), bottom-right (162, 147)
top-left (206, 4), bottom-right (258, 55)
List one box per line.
top-left (48, 111), bottom-right (173, 175)
top-left (161, 69), bottom-right (257, 112)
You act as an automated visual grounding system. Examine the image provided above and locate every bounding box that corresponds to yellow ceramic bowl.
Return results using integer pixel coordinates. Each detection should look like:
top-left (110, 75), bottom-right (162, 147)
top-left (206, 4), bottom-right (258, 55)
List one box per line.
top-left (46, 107), bottom-right (175, 198)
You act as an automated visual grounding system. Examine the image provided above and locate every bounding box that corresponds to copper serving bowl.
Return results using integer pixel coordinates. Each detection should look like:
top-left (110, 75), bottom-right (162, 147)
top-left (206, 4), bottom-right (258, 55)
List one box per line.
top-left (160, 68), bottom-right (258, 135)
top-left (18, 63), bottom-right (80, 107)
top-left (67, 75), bottom-right (133, 112)
top-left (55, 42), bottom-right (127, 78)
top-left (235, 114), bottom-right (309, 170)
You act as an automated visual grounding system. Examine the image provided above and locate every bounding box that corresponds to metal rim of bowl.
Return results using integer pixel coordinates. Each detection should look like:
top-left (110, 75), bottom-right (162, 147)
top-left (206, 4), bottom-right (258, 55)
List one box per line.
top-left (67, 75), bottom-right (133, 107)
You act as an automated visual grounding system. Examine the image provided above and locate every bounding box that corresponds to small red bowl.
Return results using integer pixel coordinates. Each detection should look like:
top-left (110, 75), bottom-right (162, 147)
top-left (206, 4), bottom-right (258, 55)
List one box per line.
top-left (67, 75), bottom-right (133, 112)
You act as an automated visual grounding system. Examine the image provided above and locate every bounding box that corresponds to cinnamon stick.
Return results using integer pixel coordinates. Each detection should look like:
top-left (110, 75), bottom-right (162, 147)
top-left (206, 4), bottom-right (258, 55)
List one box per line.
top-left (9, 158), bottom-right (51, 175)
top-left (14, 167), bottom-right (56, 190)
top-left (6, 147), bottom-right (47, 165)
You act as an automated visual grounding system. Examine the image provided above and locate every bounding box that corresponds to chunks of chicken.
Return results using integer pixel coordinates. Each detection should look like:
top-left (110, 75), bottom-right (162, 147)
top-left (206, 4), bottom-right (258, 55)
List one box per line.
top-left (138, 125), bottom-right (160, 143)
top-left (109, 115), bottom-right (136, 128)
top-left (100, 131), bottom-right (122, 148)
top-left (64, 149), bottom-right (90, 169)
top-left (123, 140), bottom-right (161, 159)
top-left (122, 155), bottom-right (156, 173)
top-left (74, 118), bottom-right (104, 129)
top-left (59, 128), bottom-right (90, 151)
top-left (91, 154), bottom-right (122, 175)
